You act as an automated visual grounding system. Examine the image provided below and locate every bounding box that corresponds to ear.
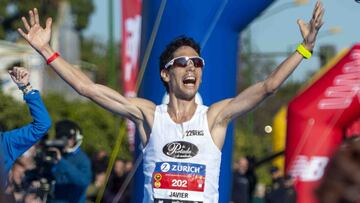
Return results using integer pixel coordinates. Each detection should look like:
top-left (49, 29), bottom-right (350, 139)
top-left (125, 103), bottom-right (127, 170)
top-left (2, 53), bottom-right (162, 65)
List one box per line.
top-left (160, 69), bottom-right (170, 82)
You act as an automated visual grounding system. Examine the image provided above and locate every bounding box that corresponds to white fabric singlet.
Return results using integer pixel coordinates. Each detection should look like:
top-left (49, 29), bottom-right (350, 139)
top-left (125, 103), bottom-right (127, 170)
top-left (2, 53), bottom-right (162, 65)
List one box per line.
top-left (142, 104), bottom-right (222, 203)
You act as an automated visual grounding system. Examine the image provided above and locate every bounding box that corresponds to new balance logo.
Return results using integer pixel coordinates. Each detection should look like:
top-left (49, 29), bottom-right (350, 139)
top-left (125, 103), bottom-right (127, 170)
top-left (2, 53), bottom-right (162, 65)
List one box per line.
top-left (289, 155), bottom-right (329, 182)
top-left (318, 49), bottom-right (360, 109)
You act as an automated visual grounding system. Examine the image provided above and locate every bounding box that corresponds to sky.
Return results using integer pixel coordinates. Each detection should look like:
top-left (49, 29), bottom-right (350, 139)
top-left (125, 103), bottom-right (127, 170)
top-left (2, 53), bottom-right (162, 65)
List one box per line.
top-left (84, 0), bottom-right (360, 81)
top-left (83, 0), bottom-right (121, 43)
top-left (248, 0), bottom-right (360, 81)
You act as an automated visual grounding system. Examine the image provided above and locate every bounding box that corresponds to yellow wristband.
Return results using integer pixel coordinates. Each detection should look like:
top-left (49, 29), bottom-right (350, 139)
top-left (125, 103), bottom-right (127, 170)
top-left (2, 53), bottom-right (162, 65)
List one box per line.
top-left (296, 43), bottom-right (312, 59)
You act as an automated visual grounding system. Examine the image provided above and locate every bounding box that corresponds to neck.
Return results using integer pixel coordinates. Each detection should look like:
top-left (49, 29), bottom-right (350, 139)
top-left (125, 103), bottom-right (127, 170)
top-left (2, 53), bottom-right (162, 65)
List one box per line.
top-left (167, 94), bottom-right (197, 123)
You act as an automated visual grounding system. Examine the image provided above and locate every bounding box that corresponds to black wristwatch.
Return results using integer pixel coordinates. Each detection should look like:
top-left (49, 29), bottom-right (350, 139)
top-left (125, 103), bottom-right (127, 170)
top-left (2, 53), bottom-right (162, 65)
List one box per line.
top-left (19, 83), bottom-right (33, 94)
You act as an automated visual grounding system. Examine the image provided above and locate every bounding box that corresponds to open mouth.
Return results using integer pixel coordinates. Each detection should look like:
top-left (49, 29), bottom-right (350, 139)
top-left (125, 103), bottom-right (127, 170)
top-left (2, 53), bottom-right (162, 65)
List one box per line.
top-left (183, 76), bottom-right (196, 86)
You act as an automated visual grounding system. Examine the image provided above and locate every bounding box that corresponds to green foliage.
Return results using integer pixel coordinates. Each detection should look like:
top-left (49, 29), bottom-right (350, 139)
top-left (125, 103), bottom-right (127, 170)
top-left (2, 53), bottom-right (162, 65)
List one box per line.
top-left (0, 91), bottom-right (30, 130)
top-left (43, 93), bottom-right (130, 157)
top-left (234, 81), bottom-right (301, 185)
top-left (0, 90), bottom-right (131, 159)
top-left (80, 37), bottom-right (122, 90)
top-left (69, 0), bottom-right (95, 31)
top-left (245, 82), bottom-right (302, 135)
top-left (234, 80), bottom-right (301, 183)
top-left (233, 125), bottom-right (273, 184)
top-left (0, 0), bottom-right (94, 39)
top-left (234, 30), bottom-right (304, 185)
top-left (81, 37), bottom-right (109, 85)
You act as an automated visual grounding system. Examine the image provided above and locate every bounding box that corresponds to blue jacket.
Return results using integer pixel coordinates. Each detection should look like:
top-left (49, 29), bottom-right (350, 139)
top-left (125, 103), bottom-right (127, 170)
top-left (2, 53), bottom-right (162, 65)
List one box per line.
top-left (50, 148), bottom-right (92, 203)
top-left (0, 90), bottom-right (51, 185)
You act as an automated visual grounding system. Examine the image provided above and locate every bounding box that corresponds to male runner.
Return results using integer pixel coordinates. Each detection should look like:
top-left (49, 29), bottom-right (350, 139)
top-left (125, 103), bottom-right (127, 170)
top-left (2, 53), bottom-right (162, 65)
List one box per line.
top-left (18, 2), bottom-right (324, 202)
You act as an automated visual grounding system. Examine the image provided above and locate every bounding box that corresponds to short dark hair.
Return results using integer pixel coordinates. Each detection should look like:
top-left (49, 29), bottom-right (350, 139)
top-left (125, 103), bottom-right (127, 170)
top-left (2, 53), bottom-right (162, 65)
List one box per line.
top-left (55, 119), bottom-right (81, 139)
top-left (159, 36), bottom-right (201, 92)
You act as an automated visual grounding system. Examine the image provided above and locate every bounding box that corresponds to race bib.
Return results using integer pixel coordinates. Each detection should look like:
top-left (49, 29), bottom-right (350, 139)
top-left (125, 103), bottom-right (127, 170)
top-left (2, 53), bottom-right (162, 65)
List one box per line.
top-left (152, 162), bottom-right (206, 203)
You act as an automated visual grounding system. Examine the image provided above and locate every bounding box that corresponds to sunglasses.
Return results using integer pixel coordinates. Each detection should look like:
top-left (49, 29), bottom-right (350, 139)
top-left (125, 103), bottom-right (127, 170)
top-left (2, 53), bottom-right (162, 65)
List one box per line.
top-left (164, 56), bottom-right (205, 69)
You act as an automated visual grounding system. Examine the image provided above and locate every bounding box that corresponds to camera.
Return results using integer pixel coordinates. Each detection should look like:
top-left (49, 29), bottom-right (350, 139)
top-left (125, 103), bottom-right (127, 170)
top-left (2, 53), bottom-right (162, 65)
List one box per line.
top-left (22, 120), bottom-right (83, 200)
top-left (22, 138), bottom-right (68, 199)
top-left (42, 138), bottom-right (68, 163)
top-left (29, 137), bottom-right (68, 167)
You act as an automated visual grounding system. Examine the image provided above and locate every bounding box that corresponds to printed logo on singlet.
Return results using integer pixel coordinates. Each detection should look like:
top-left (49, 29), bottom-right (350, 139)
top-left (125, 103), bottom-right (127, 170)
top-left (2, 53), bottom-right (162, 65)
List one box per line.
top-left (184, 130), bottom-right (204, 137)
top-left (163, 141), bottom-right (199, 159)
top-left (153, 162), bottom-right (206, 203)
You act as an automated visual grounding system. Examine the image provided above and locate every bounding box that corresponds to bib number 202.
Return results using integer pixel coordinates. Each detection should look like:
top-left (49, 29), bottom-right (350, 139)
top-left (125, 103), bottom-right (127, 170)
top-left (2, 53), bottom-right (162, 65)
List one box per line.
top-left (172, 179), bottom-right (187, 188)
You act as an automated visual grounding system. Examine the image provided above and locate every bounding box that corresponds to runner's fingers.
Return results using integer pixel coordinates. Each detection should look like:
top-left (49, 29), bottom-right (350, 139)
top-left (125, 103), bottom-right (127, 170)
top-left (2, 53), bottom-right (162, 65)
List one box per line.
top-left (314, 4), bottom-right (323, 20)
top-left (312, 1), bottom-right (319, 19)
top-left (21, 17), bottom-right (31, 32)
top-left (17, 28), bottom-right (27, 38)
top-left (29, 10), bottom-right (35, 26)
top-left (34, 8), bottom-right (40, 24)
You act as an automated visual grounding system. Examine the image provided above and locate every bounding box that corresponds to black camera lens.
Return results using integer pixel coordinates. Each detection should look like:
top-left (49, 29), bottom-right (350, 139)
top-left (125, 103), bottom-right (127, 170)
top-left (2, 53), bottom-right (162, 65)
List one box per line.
top-left (44, 151), bottom-right (58, 162)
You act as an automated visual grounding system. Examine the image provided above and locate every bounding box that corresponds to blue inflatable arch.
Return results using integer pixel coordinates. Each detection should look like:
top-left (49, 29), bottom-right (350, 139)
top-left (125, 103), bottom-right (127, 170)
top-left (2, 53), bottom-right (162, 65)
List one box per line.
top-left (135, 1), bottom-right (273, 202)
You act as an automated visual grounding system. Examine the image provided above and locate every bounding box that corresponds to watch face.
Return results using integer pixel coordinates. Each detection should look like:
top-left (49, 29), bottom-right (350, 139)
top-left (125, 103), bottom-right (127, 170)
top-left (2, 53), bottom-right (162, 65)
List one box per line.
top-left (22, 85), bottom-right (33, 94)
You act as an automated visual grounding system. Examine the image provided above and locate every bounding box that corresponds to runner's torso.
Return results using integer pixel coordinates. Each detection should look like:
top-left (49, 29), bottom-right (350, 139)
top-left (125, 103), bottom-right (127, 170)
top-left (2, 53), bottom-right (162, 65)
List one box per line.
top-left (143, 104), bottom-right (221, 203)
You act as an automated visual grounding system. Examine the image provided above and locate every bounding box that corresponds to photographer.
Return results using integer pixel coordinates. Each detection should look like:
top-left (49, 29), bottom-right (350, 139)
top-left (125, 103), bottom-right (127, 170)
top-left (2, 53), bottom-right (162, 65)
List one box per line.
top-left (49, 120), bottom-right (91, 203)
top-left (1, 67), bottom-right (51, 187)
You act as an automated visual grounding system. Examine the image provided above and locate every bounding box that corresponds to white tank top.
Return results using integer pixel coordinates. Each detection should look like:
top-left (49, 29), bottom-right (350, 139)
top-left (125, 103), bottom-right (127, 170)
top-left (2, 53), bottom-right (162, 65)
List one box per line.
top-left (142, 104), bottom-right (222, 203)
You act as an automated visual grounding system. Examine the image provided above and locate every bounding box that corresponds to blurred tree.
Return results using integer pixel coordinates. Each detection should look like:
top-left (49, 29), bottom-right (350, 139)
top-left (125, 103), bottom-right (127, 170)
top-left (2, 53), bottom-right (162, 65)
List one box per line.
top-left (0, 0), bottom-right (128, 161)
top-left (43, 93), bottom-right (130, 157)
top-left (80, 37), bottom-right (121, 88)
top-left (0, 90), bottom-right (30, 130)
top-left (237, 28), bottom-right (302, 136)
top-left (0, 90), bottom-right (130, 158)
top-left (233, 31), bottom-right (303, 184)
top-left (248, 82), bottom-right (301, 135)
top-left (0, 0), bottom-right (94, 40)
top-left (68, 0), bottom-right (95, 32)
top-left (233, 82), bottom-right (301, 184)
top-left (233, 127), bottom-right (273, 184)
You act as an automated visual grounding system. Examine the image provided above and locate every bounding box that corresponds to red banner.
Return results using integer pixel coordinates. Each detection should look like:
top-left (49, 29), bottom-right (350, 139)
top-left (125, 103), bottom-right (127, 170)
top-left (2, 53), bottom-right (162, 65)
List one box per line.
top-left (121, 0), bottom-right (142, 151)
top-left (345, 118), bottom-right (360, 137)
top-left (286, 44), bottom-right (360, 203)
